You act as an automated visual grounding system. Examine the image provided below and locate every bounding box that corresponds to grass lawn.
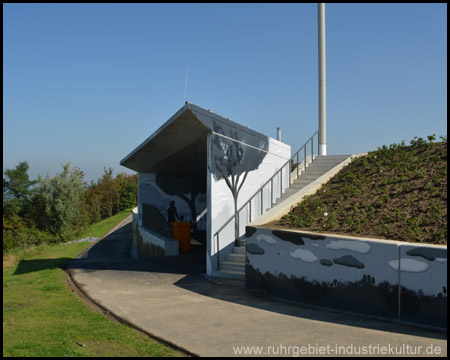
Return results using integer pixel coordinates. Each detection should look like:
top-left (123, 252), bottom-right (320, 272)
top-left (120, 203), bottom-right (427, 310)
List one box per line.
top-left (78, 208), bottom-right (134, 239)
top-left (3, 210), bottom-right (183, 357)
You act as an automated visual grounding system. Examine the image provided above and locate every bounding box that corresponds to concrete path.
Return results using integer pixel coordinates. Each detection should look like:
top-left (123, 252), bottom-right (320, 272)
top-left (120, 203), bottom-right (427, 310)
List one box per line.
top-left (67, 219), bottom-right (447, 357)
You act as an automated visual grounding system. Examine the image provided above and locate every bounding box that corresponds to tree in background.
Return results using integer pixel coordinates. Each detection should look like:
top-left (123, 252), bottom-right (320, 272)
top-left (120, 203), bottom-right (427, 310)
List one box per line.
top-left (3, 161), bottom-right (138, 252)
top-left (3, 161), bottom-right (35, 221)
top-left (96, 167), bottom-right (120, 218)
top-left (81, 171), bottom-right (137, 222)
top-left (82, 183), bottom-right (102, 224)
top-left (33, 163), bottom-right (85, 241)
top-left (116, 173), bottom-right (138, 211)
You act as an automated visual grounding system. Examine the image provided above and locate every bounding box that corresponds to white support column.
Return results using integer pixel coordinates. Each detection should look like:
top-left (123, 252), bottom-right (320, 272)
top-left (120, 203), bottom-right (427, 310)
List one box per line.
top-left (318, 3), bottom-right (327, 156)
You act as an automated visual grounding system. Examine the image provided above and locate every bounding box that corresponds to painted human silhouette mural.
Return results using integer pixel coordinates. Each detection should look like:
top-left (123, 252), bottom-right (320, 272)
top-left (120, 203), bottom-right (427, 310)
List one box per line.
top-left (166, 200), bottom-right (179, 223)
top-left (209, 124), bottom-right (269, 243)
top-left (155, 174), bottom-right (206, 232)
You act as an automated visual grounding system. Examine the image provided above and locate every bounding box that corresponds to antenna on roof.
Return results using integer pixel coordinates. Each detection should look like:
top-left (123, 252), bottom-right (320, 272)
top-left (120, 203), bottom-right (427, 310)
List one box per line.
top-left (185, 67), bottom-right (189, 103)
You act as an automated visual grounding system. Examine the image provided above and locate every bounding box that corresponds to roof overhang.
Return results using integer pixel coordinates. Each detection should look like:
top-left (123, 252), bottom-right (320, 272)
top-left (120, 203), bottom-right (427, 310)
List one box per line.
top-left (120, 107), bottom-right (210, 177)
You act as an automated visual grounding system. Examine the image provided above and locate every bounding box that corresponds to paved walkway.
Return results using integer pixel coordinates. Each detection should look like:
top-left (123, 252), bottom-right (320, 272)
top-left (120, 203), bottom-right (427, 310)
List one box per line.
top-left (67, 219), bottom-right (447, 357)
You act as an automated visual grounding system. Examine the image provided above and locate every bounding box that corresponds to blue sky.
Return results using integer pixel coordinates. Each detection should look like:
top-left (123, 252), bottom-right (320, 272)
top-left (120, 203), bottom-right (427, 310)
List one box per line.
top-left (3, 3), bottom-right (447, 183)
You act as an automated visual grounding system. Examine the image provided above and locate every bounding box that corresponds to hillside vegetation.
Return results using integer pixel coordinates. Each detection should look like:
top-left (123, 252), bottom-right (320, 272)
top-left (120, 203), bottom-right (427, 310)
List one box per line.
top-left (277, 135), bottom-right (447, 245)
top-left (3, 164), bottom-right (137, 253)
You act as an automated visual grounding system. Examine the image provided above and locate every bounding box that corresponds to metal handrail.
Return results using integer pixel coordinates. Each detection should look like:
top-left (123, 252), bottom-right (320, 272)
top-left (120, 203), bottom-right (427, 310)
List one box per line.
top-left (214, 130), bottom-right (319, 271)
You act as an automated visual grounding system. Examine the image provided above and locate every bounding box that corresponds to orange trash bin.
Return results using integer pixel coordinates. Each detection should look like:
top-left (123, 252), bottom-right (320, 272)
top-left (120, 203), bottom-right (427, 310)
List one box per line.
top-left (170, 222), bottom-right (192, 253)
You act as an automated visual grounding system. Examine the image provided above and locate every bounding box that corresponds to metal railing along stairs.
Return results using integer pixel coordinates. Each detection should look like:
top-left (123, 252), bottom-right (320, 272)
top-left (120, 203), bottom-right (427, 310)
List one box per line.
top-left (214, 130), bottom-right (319, 272)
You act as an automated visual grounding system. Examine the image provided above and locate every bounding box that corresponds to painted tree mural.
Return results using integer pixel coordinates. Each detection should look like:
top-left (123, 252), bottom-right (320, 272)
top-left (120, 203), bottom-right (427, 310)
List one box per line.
top-left (155, 174), bottom-right (206, 232)
top-left (209, 124), bottom-right (269, 243)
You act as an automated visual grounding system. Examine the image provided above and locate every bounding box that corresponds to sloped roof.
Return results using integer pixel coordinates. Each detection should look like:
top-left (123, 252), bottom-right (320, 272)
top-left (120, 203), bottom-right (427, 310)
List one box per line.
top-left (120, 103), bottom-right (270, 176)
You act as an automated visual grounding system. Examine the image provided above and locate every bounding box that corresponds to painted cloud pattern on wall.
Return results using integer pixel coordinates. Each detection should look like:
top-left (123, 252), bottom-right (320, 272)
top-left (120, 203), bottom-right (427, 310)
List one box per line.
top-left (245, 226), bottom-right (447, 328)
top-left (405, 247), bottom-right (447, 261)
top-left (290, 249), bottom-right (319, 263)
top-left (326, 240), bottom-right (371, 254)
top-left (257, 234), bottom-right (277, 245)
top-left (388, 258), bottom-right (429, 273)
top-left (333, 255), bottom-right (365, 269)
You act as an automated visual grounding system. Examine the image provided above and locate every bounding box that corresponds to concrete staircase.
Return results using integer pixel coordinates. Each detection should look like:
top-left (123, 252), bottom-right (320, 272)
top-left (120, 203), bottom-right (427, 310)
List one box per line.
top-left (212, 155), bottom-right (351, 281)
top-left (275, 155), bottom-right (351, 205)
top-left (212, 243), bottom-right (246, 280)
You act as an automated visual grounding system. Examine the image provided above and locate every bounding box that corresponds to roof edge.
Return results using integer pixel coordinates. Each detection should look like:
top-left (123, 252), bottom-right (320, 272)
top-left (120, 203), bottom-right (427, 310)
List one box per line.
top-left (120, 103), bottom-right (191, 166)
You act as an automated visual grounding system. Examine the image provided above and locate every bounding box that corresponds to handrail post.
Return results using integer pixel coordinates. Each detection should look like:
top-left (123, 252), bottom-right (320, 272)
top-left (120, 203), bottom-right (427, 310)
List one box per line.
top-left (270, 179), bottom-right (273, 207)
top-left (317, 131), bottom-right (319, 155)
top-left (260, 188), bottom-right (263, 216)
top-left (280, 169), bottom-right (283, 197)
top-left (236, 211), bottom-right (239, 244)
top-left (304, 146), bottom-right (307, 171)
top-left (288, 160), bottom-right (291, 186)
top-left (216, 233), bottom-right (220, 271)
top-left (311, 136), bottom-right (314, 162)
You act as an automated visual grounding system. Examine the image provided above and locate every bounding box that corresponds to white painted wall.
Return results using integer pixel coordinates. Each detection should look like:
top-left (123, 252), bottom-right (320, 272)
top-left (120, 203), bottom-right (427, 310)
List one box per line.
top-left (206, 135), bottom-right (291, 275)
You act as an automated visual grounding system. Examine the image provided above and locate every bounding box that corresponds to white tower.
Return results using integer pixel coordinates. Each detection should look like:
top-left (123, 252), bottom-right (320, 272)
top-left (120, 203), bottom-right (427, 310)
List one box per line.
top-left (318, 3), bottom-right (327, 156)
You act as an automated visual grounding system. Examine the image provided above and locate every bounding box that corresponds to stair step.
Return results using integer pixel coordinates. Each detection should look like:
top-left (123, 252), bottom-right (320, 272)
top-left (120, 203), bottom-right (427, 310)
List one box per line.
top-left (277, 194), bottom-right (294, 203)
top-left (296, 168), bottom-right (329, 175)
top-left (212, 269), bottom-right (245, 281)
top-left (227, 253), bottom-right (245, 263)
top-left (291, 169), bottom-right (330, 179)
top-left (221, 260), bottom-right (245, 272)
top-left (307, 164), bottom-right (340, 170)
top-left (314, 156), bottom-right (348, 160)
top-left (277, 193), bottom-right (294, 201)
top-left (233, 246), bottom-right (246, 254)
top-left (313, 157), bottom-right (348, 162)
top-left (298, 174), bottom-right (330, 180)
top-left (302, 168), bottom-right (333, 175)
top-left (277, 197), bottom-right (293, 204)
top-left (291, 183), bottom-right (312, 190)
top-left (291, 183), bottom-right (308, 189)
top-left (283, 188), bottom-right (302, 195)
top-left (311, 160), bottom-right (348, 166)
top-left (307, 162), bottom-right (343, 167)
top-left (315, 155), bottom-right (350, 159)
top-left (293, 177), bottom-right (316, 183)
top-left (238, 239), bottom-right (246, 247)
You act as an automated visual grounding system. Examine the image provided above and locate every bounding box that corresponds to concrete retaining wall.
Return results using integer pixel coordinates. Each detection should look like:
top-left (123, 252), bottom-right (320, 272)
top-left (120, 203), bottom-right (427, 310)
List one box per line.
top-left (245, 225), bottom-right (447, 328)
top-left (131, 208), bottom-right (179, 257)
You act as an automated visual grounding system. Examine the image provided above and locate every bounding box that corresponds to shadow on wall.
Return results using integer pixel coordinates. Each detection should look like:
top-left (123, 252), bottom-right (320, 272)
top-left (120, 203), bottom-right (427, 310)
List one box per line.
top-left (67, 222), bottom-right (206, 275)
top-left (172, 272), bottom-right (446, 340)
top-left (245, 265), bottom-right (447, 328)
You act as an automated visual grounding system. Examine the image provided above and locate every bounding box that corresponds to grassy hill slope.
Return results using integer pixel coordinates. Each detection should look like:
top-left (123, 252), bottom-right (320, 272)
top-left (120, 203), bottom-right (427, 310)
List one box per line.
top-left (277, 136), bottom-right (447, 245)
